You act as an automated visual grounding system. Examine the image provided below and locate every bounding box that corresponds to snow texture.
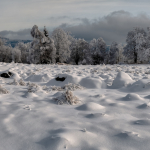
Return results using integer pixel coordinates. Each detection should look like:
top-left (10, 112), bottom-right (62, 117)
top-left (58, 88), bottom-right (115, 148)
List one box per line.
top-left (0, 63), bottom-right (150, 150)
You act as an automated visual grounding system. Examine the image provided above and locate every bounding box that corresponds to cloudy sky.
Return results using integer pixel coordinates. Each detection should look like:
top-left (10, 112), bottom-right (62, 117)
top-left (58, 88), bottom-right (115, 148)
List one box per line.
top-left (0, 0), bottom-right (150, 44)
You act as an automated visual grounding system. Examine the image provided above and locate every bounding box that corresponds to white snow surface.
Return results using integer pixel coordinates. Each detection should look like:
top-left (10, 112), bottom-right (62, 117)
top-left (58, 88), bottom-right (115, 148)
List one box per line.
top-left (0, 63), bottom-right (150, 150)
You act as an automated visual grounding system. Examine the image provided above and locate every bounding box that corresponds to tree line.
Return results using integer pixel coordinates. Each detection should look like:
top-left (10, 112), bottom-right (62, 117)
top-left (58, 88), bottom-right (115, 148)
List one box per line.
top-left (0, 25), bottom-right (150, 64)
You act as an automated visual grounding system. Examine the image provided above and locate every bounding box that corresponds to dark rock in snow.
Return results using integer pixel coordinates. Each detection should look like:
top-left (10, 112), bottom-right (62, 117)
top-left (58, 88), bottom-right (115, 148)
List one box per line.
top-left (0, 72), bottom-right (13, 78)
top-left (55, 77), bottom-right (66, 81)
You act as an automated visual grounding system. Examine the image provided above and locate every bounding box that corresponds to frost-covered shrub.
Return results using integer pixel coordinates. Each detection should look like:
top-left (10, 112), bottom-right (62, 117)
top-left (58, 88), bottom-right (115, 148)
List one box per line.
top-left (64, 83), bottom-right (84, 91)
top-left (51, 86), bottom-right (64, 91)
top-left (0, 85), bottom-right (8, 94)
top-left (19, 79), bottom-right (26, 86)
top-left (9, 79), bottom-right (26, 86)
top-left (54, 90), bottom-right (80, 105)
top-left (51, 83), bottom-right (85, 91)
top-left (27, 82), bottom-right (39, 93)
top-left (42, 85), bottom-right (51, 93)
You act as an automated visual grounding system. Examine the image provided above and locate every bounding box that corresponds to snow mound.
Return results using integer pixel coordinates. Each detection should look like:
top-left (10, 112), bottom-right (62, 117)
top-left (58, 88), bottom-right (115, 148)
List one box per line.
top-left (137, 103), bottom-right (150, 109)
top-left (38, 136), bottom-right (70, 149)
top-left (132, 119), bottom-right (150, 125)
top-left (121, 93), bottom-right (143, 101)
top-left (47, 74), bottom-right (80, 87)
top-left (25, 73), bottom-right (51, 82)
top-left (85, 113), bottom-right (105, 118)
top-left (115, 131), bottom-right (139, 139)
top-left (111, 71), bottom-right (133, 88)
top-left (76, 102), bottom-right (105, 111)
top-left (11, 72), bottom-right (21, 80)
top-left (144, 95), bottom-right (150, 99)
top-left (26, 92), bottom-right (38, 98)
top-left (79, 77), bottom-right (106, 89)
top-left (128, 79), bottom-right (150, 92)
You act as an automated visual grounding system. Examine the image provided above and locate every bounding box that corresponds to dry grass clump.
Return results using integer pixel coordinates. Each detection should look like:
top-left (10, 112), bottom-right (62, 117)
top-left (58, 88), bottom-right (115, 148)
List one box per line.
top-left (51, 85), bottom-right (63, 91)
top-left (55, 90), bottom-right (80, 105)
top-left (42, 85), bottom-right (51, 93)
top-left (0, 85), bottom-right (9, 94)
top-left (9, 79), bottom-right (26, 86)
top-left (64, 83), bottom-right (84, 91)
top-left (27, 82), bottom-right (40, 93)
top-left (51, 83), bottom-right (85, 91)
top-left (19, 79), bottom-right (26, 86)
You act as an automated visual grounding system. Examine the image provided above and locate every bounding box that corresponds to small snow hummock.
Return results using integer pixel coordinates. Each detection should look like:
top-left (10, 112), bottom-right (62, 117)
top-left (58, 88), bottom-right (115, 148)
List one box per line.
top-left (111, 71), bottom-right (134, 88)
top-left (54, 90), bottom-right (80, 105)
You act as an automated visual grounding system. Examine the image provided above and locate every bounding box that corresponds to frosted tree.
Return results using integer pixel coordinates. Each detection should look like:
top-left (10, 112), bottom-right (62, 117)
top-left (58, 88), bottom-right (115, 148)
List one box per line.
top-left (118, 44), bottom-right (125, 63)
top-left (123, 27), bottom-right (146, 63)
top-left (97, 37), bottom-right (107, 63)
top-left (30, 25), bottom-right (56, 64)
top-left (0, 38), bottom-right (12, 63)
top-left (142, 27), bottom-right (150, 63)
top-left (134, 31), bottom-right (146, 63)
top-left (70, 38), bottom-right (89, 65)
top-left (40, 37), bottom-right (56, 64)
top-left (145, 27), bottom-right (150, 49)
top-left (12, 48), bottom-right (21, 63)
top-left (15, 42), bottom-right (31, 63)
top-left (89, 38), bottom-right (107, 65)
top-left (108, 42), bottom-right (119, 64)
top-left (52, 28), bottom-right (71, 63)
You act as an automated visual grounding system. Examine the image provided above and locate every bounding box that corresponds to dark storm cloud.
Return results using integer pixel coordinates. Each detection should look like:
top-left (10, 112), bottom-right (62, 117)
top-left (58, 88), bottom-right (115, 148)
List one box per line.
top-left (0, 29), bottom-right (32, 40)
top-left (1, 10), bottom-right (150, 44)
top-left (60, 10), bottom-right (150, 44)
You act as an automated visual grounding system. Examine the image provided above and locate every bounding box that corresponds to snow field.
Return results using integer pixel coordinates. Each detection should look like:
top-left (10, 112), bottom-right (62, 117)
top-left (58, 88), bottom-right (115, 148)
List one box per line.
top-left (0, 63), bottom-right (150, 149)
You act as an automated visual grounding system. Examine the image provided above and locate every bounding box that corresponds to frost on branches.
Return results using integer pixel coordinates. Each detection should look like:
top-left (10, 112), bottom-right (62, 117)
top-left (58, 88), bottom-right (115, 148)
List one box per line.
top-left (89, 38), bottom-right (108, 65)
top-left (30, 25), bottom-right (56, 64)
top-left (123, 27), bottom-right (147, 64)
top-left (70, 38), bottom-right (89, 65)
top-left (108, 42), bottom-right (120, 64)
top-left (52, 28), bottom-right (71, 63)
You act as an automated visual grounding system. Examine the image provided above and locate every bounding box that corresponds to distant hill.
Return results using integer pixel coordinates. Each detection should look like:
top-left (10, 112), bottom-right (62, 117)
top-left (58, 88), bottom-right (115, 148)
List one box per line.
top-left (0, 37), bottom-right (32, 47)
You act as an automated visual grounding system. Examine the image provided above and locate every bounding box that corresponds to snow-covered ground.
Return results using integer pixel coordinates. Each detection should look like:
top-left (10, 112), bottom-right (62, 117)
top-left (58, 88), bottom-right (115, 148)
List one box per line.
top-left (0, 62), bottom-right (150, 150)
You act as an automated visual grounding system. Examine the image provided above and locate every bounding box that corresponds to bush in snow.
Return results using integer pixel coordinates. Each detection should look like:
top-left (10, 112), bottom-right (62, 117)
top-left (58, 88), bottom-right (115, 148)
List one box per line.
top-left (0, 85), bottom-right (8, 94)
top-left (51, 83), bottom-right (85, 91)
top-left (19, 79), bottom-right (26, 86)
top-left (27, 82), bottom-right (40, 93)
top-left (9, 79), bottom-right (26, 86)
top-left (54, 90), bottom-right (80, 105)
